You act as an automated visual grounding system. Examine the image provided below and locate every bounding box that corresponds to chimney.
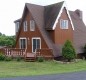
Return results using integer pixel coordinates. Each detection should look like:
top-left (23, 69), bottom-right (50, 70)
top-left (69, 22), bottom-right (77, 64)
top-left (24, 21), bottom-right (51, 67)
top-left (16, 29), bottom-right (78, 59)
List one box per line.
top-left (75, 9), bottom-right (83, 20)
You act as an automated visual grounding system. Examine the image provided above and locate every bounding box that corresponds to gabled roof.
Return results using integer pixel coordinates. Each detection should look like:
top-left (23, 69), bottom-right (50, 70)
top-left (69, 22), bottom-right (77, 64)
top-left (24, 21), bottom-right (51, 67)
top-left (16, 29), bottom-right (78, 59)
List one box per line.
top-left (26, 3), bottom-right (54, 49)
top-left (45, 1), bottom-right (74, 30)
top-left (44, 1), bottom-right (64, 29)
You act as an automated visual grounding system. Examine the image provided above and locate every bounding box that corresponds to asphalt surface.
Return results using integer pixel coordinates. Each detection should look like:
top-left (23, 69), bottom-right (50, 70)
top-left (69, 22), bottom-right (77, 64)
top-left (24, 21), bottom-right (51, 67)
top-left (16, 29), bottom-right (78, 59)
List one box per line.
top-left (0, 71), bottom-right (86, 80)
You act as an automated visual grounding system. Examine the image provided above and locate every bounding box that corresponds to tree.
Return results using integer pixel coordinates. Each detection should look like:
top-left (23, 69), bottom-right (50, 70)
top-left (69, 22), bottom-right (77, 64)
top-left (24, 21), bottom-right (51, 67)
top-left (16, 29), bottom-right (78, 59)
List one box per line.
top-left (0, 35), bottom-right (15, 47)
top-left (62, 40), bottom-right (76, 62)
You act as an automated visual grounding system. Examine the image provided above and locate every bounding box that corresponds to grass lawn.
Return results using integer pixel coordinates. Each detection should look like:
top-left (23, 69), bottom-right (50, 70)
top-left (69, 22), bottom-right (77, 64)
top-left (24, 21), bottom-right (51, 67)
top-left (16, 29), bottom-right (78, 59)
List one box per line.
top-left (0, 60), bottom-right (86, 77)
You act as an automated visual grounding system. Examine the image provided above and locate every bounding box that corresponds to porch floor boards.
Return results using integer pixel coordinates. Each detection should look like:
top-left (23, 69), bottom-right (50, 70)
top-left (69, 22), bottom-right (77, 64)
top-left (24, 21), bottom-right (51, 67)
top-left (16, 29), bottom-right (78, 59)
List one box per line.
top-left (24, 53), bottom-right (36, 62)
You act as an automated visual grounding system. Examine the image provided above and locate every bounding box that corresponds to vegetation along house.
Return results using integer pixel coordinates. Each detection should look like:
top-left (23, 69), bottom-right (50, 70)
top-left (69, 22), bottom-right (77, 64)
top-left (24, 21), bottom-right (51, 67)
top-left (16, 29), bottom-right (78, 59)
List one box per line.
top-left (14, 1), bottom-right (86, 60)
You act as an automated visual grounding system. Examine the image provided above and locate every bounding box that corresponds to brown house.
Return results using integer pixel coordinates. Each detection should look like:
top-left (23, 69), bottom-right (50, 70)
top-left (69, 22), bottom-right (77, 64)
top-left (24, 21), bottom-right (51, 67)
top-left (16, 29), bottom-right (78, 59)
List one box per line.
top-left (14, 1), bottom-right (86, 59)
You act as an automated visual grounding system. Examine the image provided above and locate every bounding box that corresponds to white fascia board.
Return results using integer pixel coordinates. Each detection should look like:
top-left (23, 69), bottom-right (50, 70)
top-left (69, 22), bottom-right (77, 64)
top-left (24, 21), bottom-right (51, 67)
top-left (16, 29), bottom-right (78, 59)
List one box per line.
top-left (52, 1), bottom-right (74, 30)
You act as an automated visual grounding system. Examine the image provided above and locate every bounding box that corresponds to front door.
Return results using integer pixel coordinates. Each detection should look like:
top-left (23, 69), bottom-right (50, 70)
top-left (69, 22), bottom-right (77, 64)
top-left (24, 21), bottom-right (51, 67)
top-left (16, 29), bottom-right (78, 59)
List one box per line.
top-left (32, 38), bottom-right (41, 53)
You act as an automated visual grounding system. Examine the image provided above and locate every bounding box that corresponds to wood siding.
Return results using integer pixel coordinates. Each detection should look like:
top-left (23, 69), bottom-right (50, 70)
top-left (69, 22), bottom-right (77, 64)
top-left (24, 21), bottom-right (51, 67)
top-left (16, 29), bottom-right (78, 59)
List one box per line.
top-left (49, 8), bottom-right (73, 45)
top-left (15, 9), bottom-right (48, 53)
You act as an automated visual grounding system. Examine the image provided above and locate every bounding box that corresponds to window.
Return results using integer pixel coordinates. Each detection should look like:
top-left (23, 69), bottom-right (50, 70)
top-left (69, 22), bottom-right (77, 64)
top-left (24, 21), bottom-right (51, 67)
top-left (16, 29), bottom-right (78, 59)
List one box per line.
top-left (30, 20), bottom-right (35, 31)
top-left (19, 38), bottom-right (27, 49)
top-left (15, 22), bottom-right (19, 32)
top-left (32, 38), bottom-right (41, 53)
top-left (23, 21), bottom-right (27, 31)
top-left (60, 19), bottom-right (68, 29)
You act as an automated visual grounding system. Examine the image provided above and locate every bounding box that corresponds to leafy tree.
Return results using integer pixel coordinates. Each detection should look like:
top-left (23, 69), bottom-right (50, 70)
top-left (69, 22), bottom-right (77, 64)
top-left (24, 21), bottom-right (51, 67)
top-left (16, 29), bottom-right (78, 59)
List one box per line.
top-left (62, 40), bottom-right (76, 62)
top-left (0, 33), bottom-right (15, 47)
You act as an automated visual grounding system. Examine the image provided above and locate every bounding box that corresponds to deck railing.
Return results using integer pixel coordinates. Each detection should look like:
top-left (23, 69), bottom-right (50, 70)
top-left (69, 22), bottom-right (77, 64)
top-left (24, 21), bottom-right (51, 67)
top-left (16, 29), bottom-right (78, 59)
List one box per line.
top-left (0, 48), bottom-right (25, 57)
top-left (36, 48), bottom-right (53, 59)
top-left (0, 48), bottom-right (54, 59)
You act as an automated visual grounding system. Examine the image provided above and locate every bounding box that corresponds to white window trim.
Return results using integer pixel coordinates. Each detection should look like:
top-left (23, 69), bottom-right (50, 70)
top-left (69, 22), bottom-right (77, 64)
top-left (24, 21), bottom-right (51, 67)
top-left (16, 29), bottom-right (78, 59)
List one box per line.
top-left (30, 20), bottom-right (35, 31)
top-left (19, 37), bottom-right (27, 49)
top-left (32, 37), bottom-right (41, 53)
top-left (60, 19), bottom-right (68, 29)
top-left (23, 21), bottom-right (28, 32)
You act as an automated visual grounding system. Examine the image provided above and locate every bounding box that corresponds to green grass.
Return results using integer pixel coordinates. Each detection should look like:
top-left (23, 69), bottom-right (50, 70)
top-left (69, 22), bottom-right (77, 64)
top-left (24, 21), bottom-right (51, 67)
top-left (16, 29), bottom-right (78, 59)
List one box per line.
top-left (0, 60), bottom-right (86, 77)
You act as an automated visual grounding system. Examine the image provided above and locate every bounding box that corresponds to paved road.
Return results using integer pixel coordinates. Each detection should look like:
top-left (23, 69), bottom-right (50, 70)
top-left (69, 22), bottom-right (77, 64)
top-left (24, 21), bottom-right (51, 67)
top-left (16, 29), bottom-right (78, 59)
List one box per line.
top-left (0, 71), bottom-right (86, 80)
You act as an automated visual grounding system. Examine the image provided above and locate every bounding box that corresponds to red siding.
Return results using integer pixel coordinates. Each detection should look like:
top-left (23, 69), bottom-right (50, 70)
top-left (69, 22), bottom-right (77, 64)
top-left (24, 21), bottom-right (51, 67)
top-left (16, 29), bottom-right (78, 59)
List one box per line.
top-left (49, 8), bottom-right (73, 45)
top-left (55, 8), bottom-right (73, 44)
top-left (15, 10), bottom-right (48, 53)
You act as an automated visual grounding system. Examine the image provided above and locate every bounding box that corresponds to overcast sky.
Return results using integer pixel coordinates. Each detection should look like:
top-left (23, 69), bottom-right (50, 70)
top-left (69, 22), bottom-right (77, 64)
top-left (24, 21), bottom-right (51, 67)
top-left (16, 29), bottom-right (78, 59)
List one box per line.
top-left (0, 0), bottom-right (86, 36)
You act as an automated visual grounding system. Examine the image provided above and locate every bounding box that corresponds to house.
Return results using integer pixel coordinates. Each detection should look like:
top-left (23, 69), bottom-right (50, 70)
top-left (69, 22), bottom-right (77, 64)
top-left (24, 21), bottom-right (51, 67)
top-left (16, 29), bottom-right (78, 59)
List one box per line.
top-left (14, 1), bottom-right (86, 59)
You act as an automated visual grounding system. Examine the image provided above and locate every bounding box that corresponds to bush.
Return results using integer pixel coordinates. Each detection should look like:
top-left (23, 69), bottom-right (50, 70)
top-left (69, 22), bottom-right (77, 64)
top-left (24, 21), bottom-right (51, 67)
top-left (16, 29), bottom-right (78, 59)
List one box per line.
top-left (62, 40), bottom-right (76, 62)
top-left (5, 57), bottom-right (12, 61)
top-left (83, 44), bottom-right (86, 59)
top-left (16, 56), bottom-right (22, 61)
top-left (0, 52), bottom-right (6, 61)
top-left (37, 56), bottom-right (44, 62)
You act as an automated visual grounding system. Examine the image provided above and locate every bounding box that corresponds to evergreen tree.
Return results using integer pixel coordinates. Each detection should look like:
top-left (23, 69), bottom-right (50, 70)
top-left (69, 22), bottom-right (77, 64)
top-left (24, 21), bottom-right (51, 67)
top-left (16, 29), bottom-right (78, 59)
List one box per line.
top-left (62, 40), bottom-right (76, 62)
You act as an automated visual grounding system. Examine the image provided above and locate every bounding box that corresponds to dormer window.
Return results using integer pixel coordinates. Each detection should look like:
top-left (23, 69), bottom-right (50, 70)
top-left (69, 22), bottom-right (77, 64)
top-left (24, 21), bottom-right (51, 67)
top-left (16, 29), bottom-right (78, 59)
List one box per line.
top-left (23, 21), bottom-right (27, 32)
top-left (30, 20), bottom-right (35, 31)
top-left (15, 22), bottom-right (20, 32)
top-left (60, 19), bottom-right (68, 29)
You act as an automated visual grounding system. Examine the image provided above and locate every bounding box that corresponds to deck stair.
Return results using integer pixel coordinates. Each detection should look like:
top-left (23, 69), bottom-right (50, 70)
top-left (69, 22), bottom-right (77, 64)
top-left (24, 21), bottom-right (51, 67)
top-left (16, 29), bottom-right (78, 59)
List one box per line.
top-left (24, 53), bottom-right (36, 62)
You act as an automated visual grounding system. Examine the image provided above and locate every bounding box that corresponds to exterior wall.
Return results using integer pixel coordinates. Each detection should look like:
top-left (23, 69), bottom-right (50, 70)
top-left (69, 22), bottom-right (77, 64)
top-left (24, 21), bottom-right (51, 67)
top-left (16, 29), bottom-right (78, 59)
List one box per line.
top-left (15, 9), bottom-right (48, 53)
top-left (49, 8), bottom-right (73, 45)
top-left (48, 30), bottom-right (55, 43)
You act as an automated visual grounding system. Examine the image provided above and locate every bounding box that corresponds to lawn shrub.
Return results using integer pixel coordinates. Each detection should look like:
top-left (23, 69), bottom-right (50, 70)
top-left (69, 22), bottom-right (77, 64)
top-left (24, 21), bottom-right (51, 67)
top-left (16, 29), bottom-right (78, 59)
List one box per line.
top-left (37, 56), bottom-right (44, 62)
top-left (62, 40), bottom-right (76, 62)
top-left (5, 57), bottom-right (12, 61)
top-left (16, 56), bottom-right (22, 61)
top-left (0, 52), bottom-right (6, 61)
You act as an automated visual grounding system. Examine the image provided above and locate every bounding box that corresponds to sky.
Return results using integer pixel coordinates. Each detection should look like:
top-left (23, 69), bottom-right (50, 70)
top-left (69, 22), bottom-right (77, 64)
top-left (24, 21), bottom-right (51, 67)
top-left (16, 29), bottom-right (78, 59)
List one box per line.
top-left (0, 0), bottom-right (86, 36)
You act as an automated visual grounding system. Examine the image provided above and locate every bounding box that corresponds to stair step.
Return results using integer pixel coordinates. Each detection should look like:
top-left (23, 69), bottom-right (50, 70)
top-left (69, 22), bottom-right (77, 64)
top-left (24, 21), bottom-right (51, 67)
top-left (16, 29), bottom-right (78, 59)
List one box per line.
top-left (25, 57), bottom-right (36, 62)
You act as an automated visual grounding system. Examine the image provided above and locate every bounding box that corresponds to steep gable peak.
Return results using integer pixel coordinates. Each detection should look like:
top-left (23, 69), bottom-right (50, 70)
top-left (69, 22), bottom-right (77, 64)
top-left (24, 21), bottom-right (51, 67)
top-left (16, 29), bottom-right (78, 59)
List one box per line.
top-left (44, 1), bottom-right (64, 7)
top-left (25, 3), bottom-right (44, 7)
top-left (52, 1), bottom-right (74, 30)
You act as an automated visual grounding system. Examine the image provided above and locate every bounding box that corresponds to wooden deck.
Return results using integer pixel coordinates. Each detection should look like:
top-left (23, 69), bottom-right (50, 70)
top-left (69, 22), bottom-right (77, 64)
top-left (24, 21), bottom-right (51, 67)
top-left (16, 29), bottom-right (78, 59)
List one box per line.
top-left (0, 48), bottom-right (54, 61)
top-left (36, 49), bottom-right (54, 60)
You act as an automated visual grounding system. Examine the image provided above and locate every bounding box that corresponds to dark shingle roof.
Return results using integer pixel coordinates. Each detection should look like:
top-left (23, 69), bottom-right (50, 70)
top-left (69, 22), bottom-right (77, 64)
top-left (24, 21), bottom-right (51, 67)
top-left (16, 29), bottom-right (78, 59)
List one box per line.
top-left (44, 1), bottom-right (64, 29)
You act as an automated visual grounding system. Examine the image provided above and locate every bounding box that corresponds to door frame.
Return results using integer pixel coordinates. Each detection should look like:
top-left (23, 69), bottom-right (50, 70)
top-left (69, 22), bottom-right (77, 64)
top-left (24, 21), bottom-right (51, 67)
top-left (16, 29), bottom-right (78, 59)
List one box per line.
top-left (32, 37), bottom-right (41, 53)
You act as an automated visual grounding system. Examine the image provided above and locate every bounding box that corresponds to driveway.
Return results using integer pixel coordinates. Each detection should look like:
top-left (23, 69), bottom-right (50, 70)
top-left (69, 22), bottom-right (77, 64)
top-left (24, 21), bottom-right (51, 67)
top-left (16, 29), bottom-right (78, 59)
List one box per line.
top-left (0, 71), bottom-right (86, 80)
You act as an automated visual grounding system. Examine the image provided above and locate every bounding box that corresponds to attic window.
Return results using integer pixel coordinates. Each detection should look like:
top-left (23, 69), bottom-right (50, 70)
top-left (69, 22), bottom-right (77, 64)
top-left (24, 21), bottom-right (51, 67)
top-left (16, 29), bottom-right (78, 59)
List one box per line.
top-left (23, 21), bottom-right (28, 32)
top-left (60, 19), bottom-right (68, 29)
top-left (30, 20), bottom-right (35, 31)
